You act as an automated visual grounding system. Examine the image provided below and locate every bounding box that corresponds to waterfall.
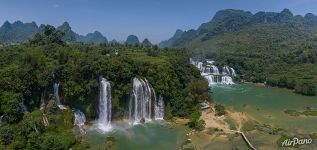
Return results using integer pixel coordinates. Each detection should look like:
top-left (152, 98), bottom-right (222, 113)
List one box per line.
top-left (221, 76), bottom-right (234, 85)
top-left (128, 92), bottom-right (133, 121)
top-left (202, 65), bottom-right (219, 75)
top-left (190, 58), bottom-right (237, 86)
top-left (222, 66), bottom-right (236, 77)
top-left (129, 78), bottom-right (154, 124)
top-left (40, 92), bottom-right (45, 110)
top-left (222, 66), bottom-right (231, 75)
top-left (74, 110), bottom-right (86, 134)
top-left (204, 75), bottom-right (215, 85)
top-left (211, 65), bottom-right (220, 74)
top-left (21, 99), bottom-right (28, 114)
top-left (53, 83), bottom-right (67, 110)
top-left (74, 110), bottom-right (86, 126)
top-left (0, 115), bottom-right (3, 123)
top-left (231, 68), bottom-right (237, 77)
top-left (97, 78), bottom-right (112, 131)
top-left (190, 58), bottom-right (195, 65)
top-left (154, 95), bottom-right (164, 120)
top-left (197, 62), bottom-right (203, 71)
top-left (206, 60), bottom-right (215, 64)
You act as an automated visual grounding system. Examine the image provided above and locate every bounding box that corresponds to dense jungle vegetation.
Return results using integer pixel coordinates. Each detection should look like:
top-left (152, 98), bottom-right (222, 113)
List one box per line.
top-left (160, 9), bottom-right (317, 96)
top-left (0, 25), bottom-right (209, 149)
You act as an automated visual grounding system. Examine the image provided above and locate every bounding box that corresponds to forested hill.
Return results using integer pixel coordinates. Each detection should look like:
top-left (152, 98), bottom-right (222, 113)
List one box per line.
top-left (0, 25), bottom-right (209, 149)
top-left (159, 8), bottom-right (317, 48)
top-left (0, 21), bottom-right (109, 44)
top-left (160, 8), bottom-right (317, 96)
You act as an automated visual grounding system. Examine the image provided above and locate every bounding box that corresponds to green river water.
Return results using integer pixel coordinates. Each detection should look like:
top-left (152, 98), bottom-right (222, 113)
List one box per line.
top-left (85, 83), bottom-right (317, 150)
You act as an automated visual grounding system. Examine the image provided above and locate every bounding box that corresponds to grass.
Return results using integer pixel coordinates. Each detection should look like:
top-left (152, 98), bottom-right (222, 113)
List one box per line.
top-left (310, 133), bottom-right (317, 139)
top-left (284, 109), bottom-right (317, 116)
top-left (241, 121), bottom-right (256, 132)
top-left (224, 117), bottom-right (237, 130)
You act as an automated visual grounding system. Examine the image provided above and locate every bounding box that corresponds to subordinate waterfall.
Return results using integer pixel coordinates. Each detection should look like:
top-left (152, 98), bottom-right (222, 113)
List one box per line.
top-left (97, 77), bottom-right (112, 131)
top-left (154, 95), bottom-right (164, 120)
top-left (53, 83), bottom-right (67, 110)
top-left (129, 78), bottom-right (164, 124)
top-left (74, 110), bottom-right (86, 134)
top-left (190, 58), bottom-right (237, 85)
top-left (40, 92), bottom-right (45, 110)
top-left (74, 110), bottom-right (86, 126)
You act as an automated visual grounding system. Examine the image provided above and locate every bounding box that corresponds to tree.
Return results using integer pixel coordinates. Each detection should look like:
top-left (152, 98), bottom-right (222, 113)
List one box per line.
top-left (29, 25), bottom-right (65, 46)
top-left (0, 91), bottom-right (23, 124)
top-left (215, 104), bottom-right (226, 116)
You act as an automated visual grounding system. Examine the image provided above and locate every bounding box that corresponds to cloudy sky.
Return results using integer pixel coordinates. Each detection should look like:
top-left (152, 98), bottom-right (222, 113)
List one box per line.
top-left (0, 0), bottom-right (316, 43)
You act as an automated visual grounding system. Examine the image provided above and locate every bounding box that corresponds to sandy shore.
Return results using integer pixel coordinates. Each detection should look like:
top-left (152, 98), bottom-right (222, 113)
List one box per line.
top-left (180, 105), bottom-right (252, 149)
top-left (200, 105), bottom-right (248, 132)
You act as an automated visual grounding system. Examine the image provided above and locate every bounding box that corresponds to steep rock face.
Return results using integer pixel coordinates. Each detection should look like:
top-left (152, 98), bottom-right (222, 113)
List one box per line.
top-left (125, 35), bottom-right (140, 45)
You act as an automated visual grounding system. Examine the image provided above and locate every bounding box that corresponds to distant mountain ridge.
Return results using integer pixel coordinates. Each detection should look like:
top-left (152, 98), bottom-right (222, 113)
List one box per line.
top-left (0, 21), bottom-right (155, 45)
top-left (0, 21), bottom-right (108, 44)
top-left (125, 35), bottom-right (140, 45)
top-left (159, 8), bottom-right (317, 96)
top-left (0, 21), bottom-right (39, 43)
top-left (159, 8), bottom-right (317, 47)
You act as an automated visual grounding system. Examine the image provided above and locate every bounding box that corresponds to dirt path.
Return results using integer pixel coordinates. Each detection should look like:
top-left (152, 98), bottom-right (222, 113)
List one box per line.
top-left (200, 106), bottom-right (248, 132)
top-left (200, 108), bottom-right (231, 132)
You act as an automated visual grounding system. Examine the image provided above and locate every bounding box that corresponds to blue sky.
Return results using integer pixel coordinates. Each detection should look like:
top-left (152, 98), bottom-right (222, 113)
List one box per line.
top-left (0, 0), bottom-right (317, 43)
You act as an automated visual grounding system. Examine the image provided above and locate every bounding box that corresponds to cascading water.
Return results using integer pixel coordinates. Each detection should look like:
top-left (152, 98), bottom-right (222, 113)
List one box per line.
top-left (21, 99), bottom-right (28, 114)
top-left (222, 66), bottom-right (231, 75)
top-left (154, 95), bottom-right (164, 120)
top-left (190, 58), bottom-right (237, 86)
top-left (40, 92), bottom-right (45, 110)
top-left (0, 115), bottom-right (3, 123)
top-left (197, 62), bottom-right (203, 71)
top-left (74, 110), bottom-right (86, 126)
top-left (204, 75), bottom-right (222, 85)
top-left (53, 83), bottom-right (67, 110)
top-left (97, 78), bottom-right (112, 132)
top-left (230, 68), bottom-right (237, 77)
top-left (210, 65), bottom-right (220, 74)
top-left (221, 76), bottom-right (234, 85)
top-left (74, 110), bottom-right (86, 134)
top-left (129, 78), bottom-right (154, 124)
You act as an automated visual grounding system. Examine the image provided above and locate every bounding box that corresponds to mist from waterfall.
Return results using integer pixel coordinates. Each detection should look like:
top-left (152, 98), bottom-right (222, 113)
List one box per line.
top-left (53, 83), bottom-right (67, 110)
top-left (97, 77), bottom-right (112, 132)
top-left (154, 95), bottom-right (164, 120)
